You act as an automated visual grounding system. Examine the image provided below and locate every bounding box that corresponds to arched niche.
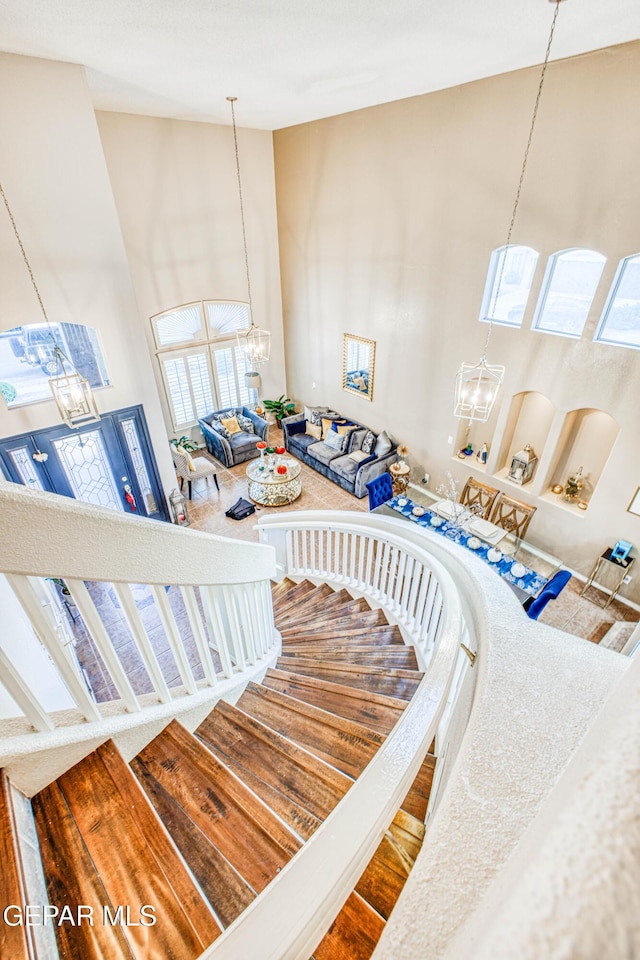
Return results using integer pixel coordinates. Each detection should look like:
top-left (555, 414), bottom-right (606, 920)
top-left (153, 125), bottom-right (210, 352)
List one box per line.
top-left (546, 408), bottom-right (620, 509)
top-left (494, 391), bottom-right (556, 485)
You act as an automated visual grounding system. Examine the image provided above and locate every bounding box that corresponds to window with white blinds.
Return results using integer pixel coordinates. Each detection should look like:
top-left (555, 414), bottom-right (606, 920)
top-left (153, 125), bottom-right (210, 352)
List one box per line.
top-left (212, 343), bottom-right (250, 409)
top-left (154, 302), bottom-right (251, 430)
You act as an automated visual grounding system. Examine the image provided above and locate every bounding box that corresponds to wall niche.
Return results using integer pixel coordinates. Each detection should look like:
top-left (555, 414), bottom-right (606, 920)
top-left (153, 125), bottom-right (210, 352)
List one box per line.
top-left (494, 391), bottom-right (556, 486)
top-left (542, 408), bottom-right (619, 512)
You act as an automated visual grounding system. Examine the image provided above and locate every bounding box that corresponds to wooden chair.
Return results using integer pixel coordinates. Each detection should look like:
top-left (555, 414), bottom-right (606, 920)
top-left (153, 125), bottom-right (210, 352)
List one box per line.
top-left (171, 447), bottom-right (219, 500)
top-left (459, 477), bottom-right (500, 519)
top-left (489, 494), bottom-right (536, 539)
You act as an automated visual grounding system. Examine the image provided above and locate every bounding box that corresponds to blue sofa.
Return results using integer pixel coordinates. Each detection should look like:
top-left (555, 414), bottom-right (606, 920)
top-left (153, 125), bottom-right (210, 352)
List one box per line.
top-left (198, 406), bottom-right (269, 467)
top-left (282, 412), bottom-right (398, 498)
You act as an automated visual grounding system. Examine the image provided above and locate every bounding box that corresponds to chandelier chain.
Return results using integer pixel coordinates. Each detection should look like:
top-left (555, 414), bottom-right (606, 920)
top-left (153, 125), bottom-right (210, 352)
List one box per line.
top-left (0, 179), bottom-right (50, 324)
top-left (483, 0), bottom-right (562, 359)
top-left (228, 97), bottom-right (253, 312)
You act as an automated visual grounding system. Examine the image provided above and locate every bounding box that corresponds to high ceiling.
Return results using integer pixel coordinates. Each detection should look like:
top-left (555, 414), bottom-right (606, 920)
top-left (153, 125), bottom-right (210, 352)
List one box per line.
top-left (0, 0), bottom-right (639, 130)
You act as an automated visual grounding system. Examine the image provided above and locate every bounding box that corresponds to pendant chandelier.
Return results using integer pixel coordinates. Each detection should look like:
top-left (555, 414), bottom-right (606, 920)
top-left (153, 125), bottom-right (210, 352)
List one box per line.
top-left (453, 0), bottom-right (566, 423)
top-left (0, 182), bottom-right (100, 429)
top-left (227, 96), bottom-right (271, 366)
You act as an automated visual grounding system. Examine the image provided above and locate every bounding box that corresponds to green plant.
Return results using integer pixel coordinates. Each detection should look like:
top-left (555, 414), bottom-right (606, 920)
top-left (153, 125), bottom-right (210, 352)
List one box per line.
top-left (170, 435), bottom-right (198, 452)
top-left (0, 381), bottom-right (17, 404)
top-left (263, 395), bottom-right (295, 423)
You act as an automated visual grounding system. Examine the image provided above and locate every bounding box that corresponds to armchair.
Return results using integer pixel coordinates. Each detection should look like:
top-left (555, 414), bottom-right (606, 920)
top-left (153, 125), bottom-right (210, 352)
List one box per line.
top-left (198, 406), bottom-right (269, 468)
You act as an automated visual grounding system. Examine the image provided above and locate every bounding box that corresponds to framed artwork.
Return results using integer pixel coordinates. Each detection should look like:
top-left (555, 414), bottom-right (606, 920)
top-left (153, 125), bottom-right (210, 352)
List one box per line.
top-left (343, 334), bottom-right (375, 402)
top-left (627, 487), bottom-right (640, 516)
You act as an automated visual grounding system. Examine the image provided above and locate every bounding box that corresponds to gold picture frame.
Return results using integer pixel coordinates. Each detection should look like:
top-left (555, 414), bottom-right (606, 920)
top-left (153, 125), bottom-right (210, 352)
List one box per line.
top-left (343, 334), bottom-right (375, 402)
top-left (627, 486), bottom-right (640, 516)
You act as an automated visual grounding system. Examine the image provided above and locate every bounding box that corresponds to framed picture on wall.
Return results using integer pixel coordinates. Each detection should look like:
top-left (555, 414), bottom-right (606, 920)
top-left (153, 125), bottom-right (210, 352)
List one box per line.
top-left (343, 334), bottom-right (376, 401)
top-left (627, 487), bottom-right (640, 516)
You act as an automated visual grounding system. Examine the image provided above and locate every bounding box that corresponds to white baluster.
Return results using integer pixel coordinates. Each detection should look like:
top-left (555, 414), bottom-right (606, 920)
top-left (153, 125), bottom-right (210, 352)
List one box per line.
top-left (201, 586), bottom-right (234, 678)
top-left (7, 575), bottom-right (102, 722)
top-left (151, 585), bottom-right (197, 695)
top-left (180, 586), bottom-right (218, 687)
top-left (112, 583), bottom-right (172, 702)
top-left (0, 646), bottom-right (54, 731)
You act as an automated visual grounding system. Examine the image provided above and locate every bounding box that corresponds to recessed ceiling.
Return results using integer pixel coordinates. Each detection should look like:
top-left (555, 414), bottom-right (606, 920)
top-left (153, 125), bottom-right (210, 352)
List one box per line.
top-left (0, 0), bottom-right (639, 130)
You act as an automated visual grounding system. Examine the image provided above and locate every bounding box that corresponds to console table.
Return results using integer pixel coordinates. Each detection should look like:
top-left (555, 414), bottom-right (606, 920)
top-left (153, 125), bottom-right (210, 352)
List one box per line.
top-left (580, 548), bottom-right (634, 609)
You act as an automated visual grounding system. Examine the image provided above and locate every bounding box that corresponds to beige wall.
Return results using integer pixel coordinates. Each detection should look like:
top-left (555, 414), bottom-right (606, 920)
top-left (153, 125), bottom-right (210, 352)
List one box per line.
top-left (96, 111), bottom-right (286, 441)
top-left (0, 54), bottom-right (177, 493)
top-left (274, 41), bottom-right (640, 603)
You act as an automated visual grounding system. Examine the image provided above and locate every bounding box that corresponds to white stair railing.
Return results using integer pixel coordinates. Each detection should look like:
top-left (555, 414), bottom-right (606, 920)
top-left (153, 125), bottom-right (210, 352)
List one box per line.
top-left (196, 510), bottom-right (466, 960)
top-left (0, 483), bottom-right (278, 740)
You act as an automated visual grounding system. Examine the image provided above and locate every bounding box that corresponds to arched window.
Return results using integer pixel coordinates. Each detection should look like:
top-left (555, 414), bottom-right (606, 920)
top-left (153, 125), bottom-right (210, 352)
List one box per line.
top-left (595, 254), bottom-right (640, 349)
top-left (0, 322), bottom-right (110, 409)
top-left (152, 301), bottom-right (252, 430)
top-left (532, 248), bottom-right (606, 338)
top-left (478, 245), bottom-right (539, 327)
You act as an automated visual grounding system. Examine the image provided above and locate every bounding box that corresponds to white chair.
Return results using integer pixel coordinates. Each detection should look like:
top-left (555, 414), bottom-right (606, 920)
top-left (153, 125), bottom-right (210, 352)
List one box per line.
top-left (171, 447), bottom-right (219, 499)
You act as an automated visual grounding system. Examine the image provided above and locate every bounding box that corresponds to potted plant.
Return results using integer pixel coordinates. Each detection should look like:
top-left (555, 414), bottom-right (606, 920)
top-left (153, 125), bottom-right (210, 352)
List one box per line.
top-left (263, 395), bottom-right (295, 428)
top-left (170, 435), bottom-right (198, 452)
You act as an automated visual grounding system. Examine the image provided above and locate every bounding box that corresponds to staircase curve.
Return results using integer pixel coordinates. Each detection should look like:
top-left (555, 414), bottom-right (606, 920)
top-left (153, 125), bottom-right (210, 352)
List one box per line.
top-left (0, 483), bottom-right (465, 960)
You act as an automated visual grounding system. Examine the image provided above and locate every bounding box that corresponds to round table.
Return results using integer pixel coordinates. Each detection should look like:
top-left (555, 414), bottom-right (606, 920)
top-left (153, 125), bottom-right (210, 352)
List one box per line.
top-left (246, 457), bottom-right (302, 506)
top-left (389, 461), bottom-right (411, 496)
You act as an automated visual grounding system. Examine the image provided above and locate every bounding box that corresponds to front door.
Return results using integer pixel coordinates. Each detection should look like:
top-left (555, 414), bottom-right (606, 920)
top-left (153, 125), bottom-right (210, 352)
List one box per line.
top-left (0, 405), bottom-right (169, 521)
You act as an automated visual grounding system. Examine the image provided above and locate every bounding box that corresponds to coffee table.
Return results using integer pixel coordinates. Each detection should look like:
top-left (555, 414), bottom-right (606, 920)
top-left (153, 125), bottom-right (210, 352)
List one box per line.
top-left (246, 457), bottom-right (302, 506)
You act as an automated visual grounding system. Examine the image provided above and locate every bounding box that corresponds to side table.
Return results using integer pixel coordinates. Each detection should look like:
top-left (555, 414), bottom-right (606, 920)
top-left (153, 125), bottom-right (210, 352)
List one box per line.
top-left (389, 462), bottom-right (410, 496)
top-left (580, 548), bottom-right (634, 608)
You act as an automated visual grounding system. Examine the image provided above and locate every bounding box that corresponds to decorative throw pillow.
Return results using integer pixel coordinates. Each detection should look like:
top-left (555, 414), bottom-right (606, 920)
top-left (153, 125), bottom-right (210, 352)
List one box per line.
top-left (374, 430), bottom-right (393, 457)
top-left (220, 415), bottom-right (242, 435)
top-left (304, 405), bottom-right (328, 425)
top-left (236, 413), bottom-right (255, 434)
top-left (305, 422), bottom-right (322, 439)
top-left (324, 429), bottom-right (346, 452)
top-left (348, 428), bottom-right (367, 453)
top-left (321, 417), bottom-right (335, 439)
top-left (333, 420), bottom-right (355, 436)
top-left (177, 445), bottom-right (197, 471)
top-left (211, 418), bottom-right (231, 439)
top-left (361, 430), bottom-right (376, 455)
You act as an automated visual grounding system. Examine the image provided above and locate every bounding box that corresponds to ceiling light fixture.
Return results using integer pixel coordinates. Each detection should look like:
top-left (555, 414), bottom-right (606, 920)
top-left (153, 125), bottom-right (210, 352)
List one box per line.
top-left (227, 96), bottom-right (271, 366)
top-left (454, 0), bottom-right (567, 423)
top-left (0, 181), bottom-right (100, 428)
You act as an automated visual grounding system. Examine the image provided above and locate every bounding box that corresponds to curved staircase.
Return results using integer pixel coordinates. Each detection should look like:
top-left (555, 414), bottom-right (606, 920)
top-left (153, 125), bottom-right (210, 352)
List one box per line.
top-left (2, 579), bottom-right (436, 960)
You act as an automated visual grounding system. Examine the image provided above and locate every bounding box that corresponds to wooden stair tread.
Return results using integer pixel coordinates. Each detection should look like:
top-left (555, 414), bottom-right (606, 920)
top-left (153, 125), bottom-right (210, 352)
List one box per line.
top-left (354, 838), bottom-right (411, 922)
top-left (280, 643), bottom-right (419, 669)
top-left (196, 700), bottom-right (351, 820)
top-left (238, 682), bottom-right (383, 778)
top-left (52, 740), bottom-right (220, 959)
top-left (33, 781), bottom-right (135, 960)
top-left (402, 753), bottom-right (436, 821)
top-left (262, 667), bottom-right (407, 736)
top-left (134, 720), bottom-right (301, 892)
top-left (280, 624), bottom-right (404, 645)
top-left (311, 891), bottom-right (385, 960)
top-left (130, 758), bottom-right (256, 927)
top-left (1, 771), bottom-right (34, 960)
top-left (273, 581), bottom-right (329, 616)
top-left (277, 588), bottom-right (357, 623)
top-left (278, 596), bottom-right (372, 628)
top-left (280, 609), bottom-right (389, 636)
top-left (270, 577), bottom-right (298, 604)
top-left (275, 656), bottom-right (423, 701)
top-left (194, 743), bottom-right (322, 842)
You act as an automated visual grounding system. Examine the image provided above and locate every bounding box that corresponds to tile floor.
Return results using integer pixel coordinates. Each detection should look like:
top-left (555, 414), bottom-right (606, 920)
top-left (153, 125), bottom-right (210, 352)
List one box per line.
top-left (183, 428), bottom-right (638, 646)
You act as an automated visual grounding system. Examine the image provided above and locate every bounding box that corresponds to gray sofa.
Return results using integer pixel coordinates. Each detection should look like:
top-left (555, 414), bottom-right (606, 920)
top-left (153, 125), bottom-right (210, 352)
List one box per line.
top-left (198, 406), bottom-right (269, 467)
top-left (282, 411), bottom-right (398, 498)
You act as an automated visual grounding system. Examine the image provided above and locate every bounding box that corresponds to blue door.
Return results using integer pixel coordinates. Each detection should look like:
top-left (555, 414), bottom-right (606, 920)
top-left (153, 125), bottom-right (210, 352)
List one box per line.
top-left (0, 405), bottom-right (169, 521)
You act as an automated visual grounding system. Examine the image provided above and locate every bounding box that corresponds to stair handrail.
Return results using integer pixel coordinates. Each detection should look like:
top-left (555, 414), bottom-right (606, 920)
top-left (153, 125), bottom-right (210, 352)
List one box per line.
top-left (200, 510), bottom-right (465, 960)
top-left (0, 482), bottom-right (275, 584)
top-left (0, 483), bottom-right (278, 752)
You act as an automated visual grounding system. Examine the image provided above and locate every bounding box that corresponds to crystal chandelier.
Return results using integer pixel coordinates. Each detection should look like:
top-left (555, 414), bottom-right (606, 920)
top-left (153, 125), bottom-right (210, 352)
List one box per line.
top-left (227, 96), bottom-right (271, 365)
top-left (454, 0), bottom-right (566, 423)
top-left (0, 181), bottom-right (100, 428)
